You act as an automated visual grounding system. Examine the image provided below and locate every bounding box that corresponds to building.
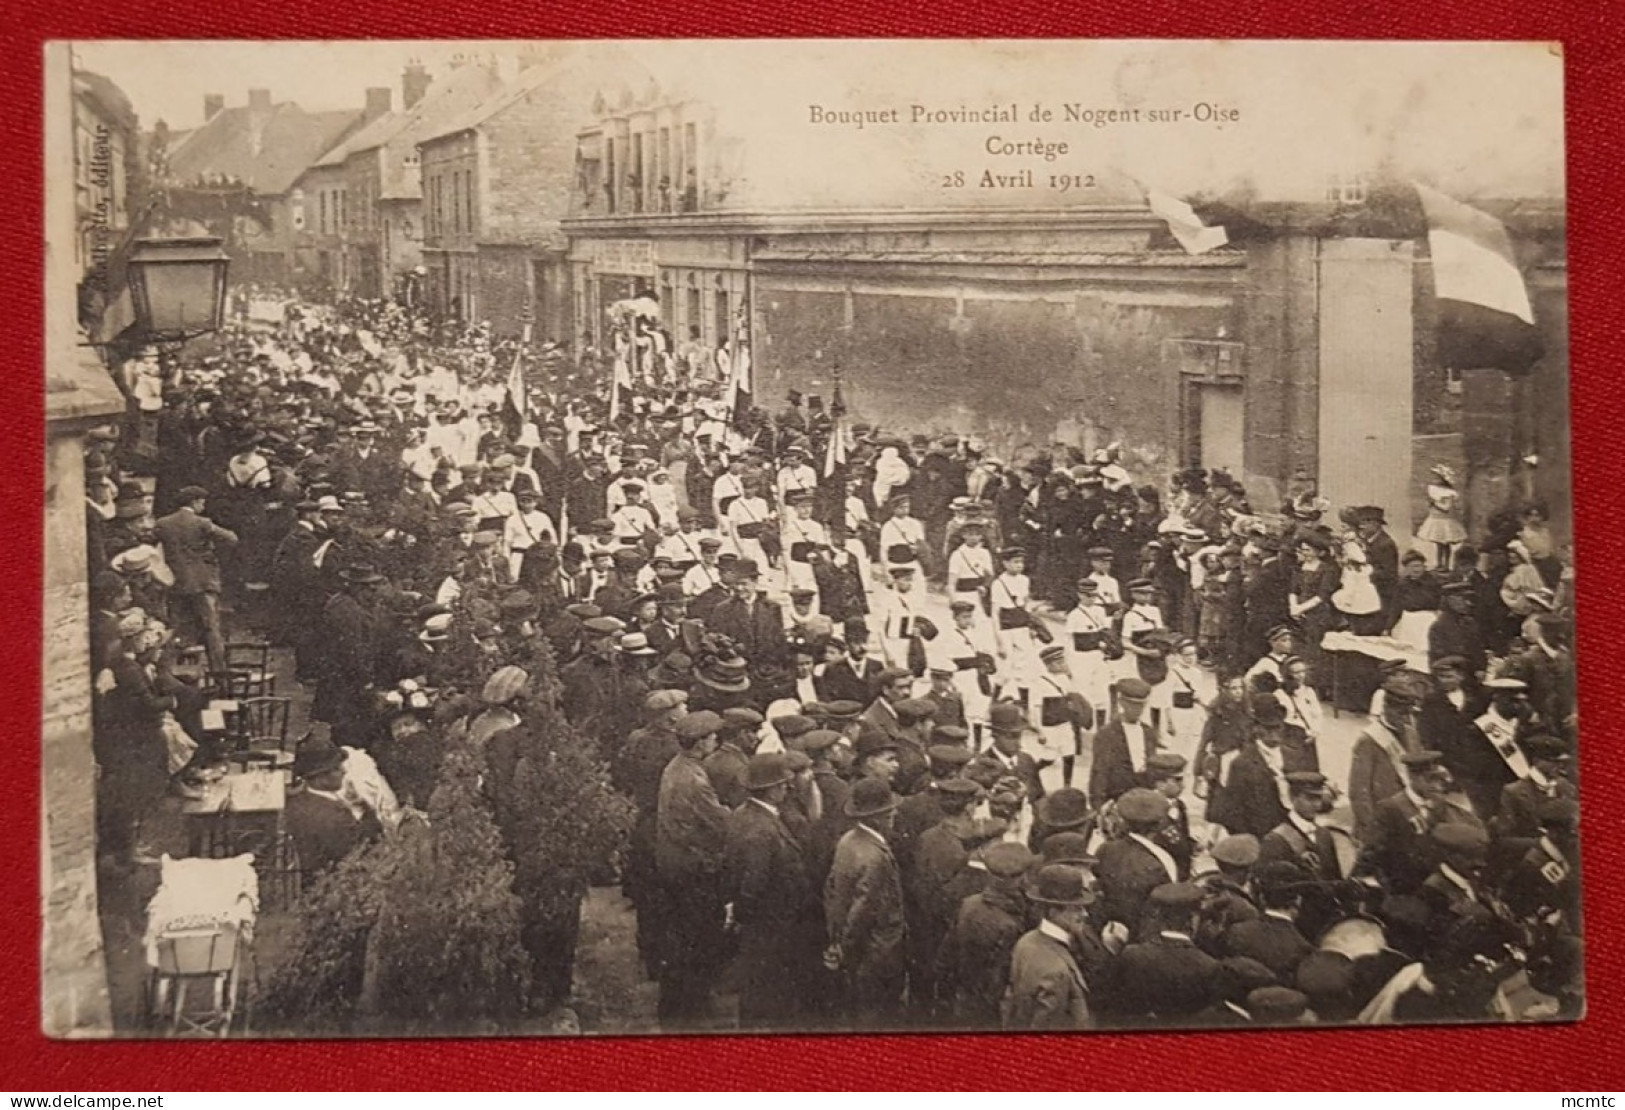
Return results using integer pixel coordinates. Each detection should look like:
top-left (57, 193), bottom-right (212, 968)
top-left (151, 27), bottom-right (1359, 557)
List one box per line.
top-left (72, 69), bottom-right (143, 343)
top-left (314, 59), bottom-right (507, 301)
top-left (562, 83), bottom-right (1569, 549)
top-left (417, 48), bottom-right (607, 341)
top-left (163, 88), bottom-right (370, 286)
top-left (46, 54), bottom-right (137, 1037)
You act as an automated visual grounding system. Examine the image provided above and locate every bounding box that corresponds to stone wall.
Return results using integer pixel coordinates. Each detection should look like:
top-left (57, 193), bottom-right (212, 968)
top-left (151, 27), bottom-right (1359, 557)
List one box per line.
top-left (41, 428), bottom-right (112, 1037)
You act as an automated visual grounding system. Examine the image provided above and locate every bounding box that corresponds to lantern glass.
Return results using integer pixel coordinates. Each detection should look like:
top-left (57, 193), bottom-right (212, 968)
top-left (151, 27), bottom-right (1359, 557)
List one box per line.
top-left (127, 237), bottom-right (229, 341)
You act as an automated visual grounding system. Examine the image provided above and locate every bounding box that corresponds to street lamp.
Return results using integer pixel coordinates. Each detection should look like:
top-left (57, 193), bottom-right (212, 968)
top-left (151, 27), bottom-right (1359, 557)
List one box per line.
top-left (125, 235), bottom-right (230, 344)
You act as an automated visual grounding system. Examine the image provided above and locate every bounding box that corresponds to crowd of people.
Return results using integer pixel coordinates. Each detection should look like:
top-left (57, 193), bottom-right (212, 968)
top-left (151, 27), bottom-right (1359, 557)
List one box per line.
top-left (83, 286), bottom-right (1581, 1033)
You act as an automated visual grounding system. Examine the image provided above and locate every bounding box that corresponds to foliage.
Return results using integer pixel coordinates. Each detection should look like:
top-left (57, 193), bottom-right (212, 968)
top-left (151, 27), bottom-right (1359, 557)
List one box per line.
top-left (257, 838), bottom-right (393, 1032)
top-left (362, 743), bottom-right (531, 1033)
top-left (259, 740), bottom-right (530, 1034)
top-left (489, 632), bottom-right (635, 921)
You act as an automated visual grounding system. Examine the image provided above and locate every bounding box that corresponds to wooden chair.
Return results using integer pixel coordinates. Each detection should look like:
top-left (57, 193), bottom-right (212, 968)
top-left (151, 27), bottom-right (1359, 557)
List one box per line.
top-left (205, 669), bottom-right (259, 701)
top-left (224, 641), bottom-right (276, 697)
top-left (227, 696), bottom-right (293, 763)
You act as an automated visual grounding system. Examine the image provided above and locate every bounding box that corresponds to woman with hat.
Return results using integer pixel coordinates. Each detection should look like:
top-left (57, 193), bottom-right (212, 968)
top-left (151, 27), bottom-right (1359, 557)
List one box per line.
top-left (688, 650), bottom-right (755, 715)
top-left (1288, 531), bottom-right (1341, 689)
top-left (1417, 464), bottom-right (1467, 570)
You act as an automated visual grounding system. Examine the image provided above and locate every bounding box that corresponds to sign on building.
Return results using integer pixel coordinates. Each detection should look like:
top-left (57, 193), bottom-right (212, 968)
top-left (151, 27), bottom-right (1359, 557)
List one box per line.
top-left (595, 239), bottom-right (656, 277)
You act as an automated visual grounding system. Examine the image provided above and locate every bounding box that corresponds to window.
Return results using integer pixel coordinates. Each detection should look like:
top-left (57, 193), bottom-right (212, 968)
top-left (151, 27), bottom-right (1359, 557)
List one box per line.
top-left (319, 191), bottom-right (328, 234)
top-left (464, 169), bottom-right (474, 234)
top-left (658, 127), bottom-right (671, 212)
top-left (631, 132), bottom-right (644, 213)
top-left (682, 123), bottom-right (699, 212)
top-left (1324, 172), bottom-right (1367, 205)
top-left (686, 274), bottom-right (702, 342)
top-left (605, 137), bottom-right (616, 214)
top-left (451, 172), bottom-right (460, 234)
top-left (716, 287), bottom-right (731, 345)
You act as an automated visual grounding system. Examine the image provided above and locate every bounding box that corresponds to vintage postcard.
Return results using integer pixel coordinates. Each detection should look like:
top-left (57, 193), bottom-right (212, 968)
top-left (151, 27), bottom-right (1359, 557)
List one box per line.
top-left (42, 39), bottom-right (1575, 1039)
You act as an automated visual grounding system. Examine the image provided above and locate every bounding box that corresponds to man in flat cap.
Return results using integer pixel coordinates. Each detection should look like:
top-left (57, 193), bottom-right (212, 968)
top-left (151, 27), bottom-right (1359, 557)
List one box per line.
top-left (904, 776), bottom-right (995, 1015)
top-left (616, 689), bottom-right (688, 977)
top-left (1222, 861), bottom-right (1315, 983)
top-left (654, 710), bottom-right (732, 1028)
top-left (722, 752), bottom-right (820, 1029)
top-left (1348, 672), bottom-right (1427, 845)
top-left (1105, 882), bottom-right (1223, 1025)
top-left (704, 707), bottom-right (764, 809)
top-left (1096, 786), bottom-right (1182, 935)
top-left (1419, 822), bottom-right (1497, 942)
top-left (154, 485), bottom-right (239, 674)
top-left (1090, 677), bottom-right (1162, 810)
top-left (1359, 750), bottom-right (1486, 898)
top-left (935, 839), bottom-right (1034, 1029)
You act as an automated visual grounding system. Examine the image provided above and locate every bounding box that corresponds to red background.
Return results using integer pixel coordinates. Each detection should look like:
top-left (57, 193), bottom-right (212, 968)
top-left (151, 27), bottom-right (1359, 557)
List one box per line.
top-left (8, 3), bottom-right (1623, 1092)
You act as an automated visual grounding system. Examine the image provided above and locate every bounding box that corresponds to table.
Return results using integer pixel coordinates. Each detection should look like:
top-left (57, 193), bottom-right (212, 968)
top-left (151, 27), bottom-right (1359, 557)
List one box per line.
top-left (1321, 631), bottom-right (1429, 716)
top-left (183, 770), bottom-right (298, 911)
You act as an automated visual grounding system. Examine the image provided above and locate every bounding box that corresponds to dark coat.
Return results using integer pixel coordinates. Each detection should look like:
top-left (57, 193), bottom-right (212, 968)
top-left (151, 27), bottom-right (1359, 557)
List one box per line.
top-left (1429, 609), bottom-right (1487, 676)
top-left (816, 656), bottom-right (884, 706)
top-left (153, 506), bottom-right (238, 595)
top-left (1360, 792), bottom-right (1486, 896)
top-left (1089, 718), bottom-right (1162, 809)
top-left (936, 885), bottom-right (1026, 1028)
top-left (925, 687), bottom-right (967, 730)
top-left (722, 798), bottom-right (821, 1024)
top-left (656, 751), bottom-right (730, 881)
top-left (1493, 774), bottom-right (1579, 841)
top-left (1365, 528), bottom-right (1401, 628)
top-left (1096, 835), bottom-right (1178, 930)
top-left (1206, 742), bottom-right (1289, 839)
top-left (1107, 934), bottom-right (1222, 1021)
top-left (702, 743), bottom-right (751, 810)
top-left (825, 825), bottom-right (908, 1013)
top-left (1223, 913), bottom-right (1314, 983)
top-left (707, 595), bottom-right (790, 669)
top-left (285, 788), bottom-right (365, 879)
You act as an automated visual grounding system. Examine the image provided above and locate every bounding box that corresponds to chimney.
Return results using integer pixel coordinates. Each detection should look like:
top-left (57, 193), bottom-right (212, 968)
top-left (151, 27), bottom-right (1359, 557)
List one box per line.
top-left (364, 86), bottom-right (392, 120)
top-left (402, 59), bottom-right (432, 110)
top-left (247, 88), bottom-right (272, 113)
top-left (203, 94), bottom-right (224, 121)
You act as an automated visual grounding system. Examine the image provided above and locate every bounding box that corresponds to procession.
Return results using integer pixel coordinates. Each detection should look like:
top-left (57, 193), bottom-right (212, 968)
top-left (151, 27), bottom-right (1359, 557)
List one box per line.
top-left (77, 280), bottom-right (1580, 1035)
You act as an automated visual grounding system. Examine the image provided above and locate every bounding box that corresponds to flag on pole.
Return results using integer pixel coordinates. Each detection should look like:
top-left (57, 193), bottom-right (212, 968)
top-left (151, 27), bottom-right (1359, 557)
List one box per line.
top-left (1415, 183), bottom-right (1544, 374)
top-left (727, 343), bottom-right (754, 427)
top-left (609, 351), bottom-right (631, 424)
top-left (824, 370), bottom-right (849, 478)
top-left (501, 349), bottom-right (526, 443)
top-left (1147, 190), bottom-right (1230, 255)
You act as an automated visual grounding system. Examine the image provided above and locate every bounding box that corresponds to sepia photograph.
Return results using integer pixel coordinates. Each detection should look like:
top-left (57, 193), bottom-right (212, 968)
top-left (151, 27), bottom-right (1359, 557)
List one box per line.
top-left (41, 38), bottom-right (1576, 1041)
